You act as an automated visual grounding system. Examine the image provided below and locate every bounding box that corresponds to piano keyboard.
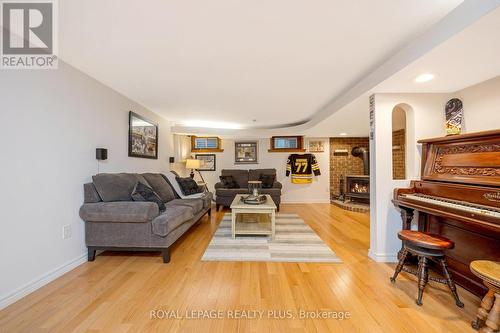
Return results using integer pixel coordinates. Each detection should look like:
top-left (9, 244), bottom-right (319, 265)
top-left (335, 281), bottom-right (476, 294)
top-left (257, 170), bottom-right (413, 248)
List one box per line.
top-left (401, 193), bottom-right (500, 218)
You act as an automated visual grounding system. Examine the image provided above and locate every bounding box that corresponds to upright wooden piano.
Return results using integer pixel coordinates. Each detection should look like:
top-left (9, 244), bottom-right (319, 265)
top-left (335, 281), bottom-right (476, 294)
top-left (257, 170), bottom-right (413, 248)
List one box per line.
top-left (393, 129), bottom-right (500, 297)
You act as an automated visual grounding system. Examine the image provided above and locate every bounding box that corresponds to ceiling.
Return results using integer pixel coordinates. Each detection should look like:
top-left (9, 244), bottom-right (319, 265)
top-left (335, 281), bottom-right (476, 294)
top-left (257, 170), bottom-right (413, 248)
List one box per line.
top-left (305, 6), bottom-right (500, 137)
top-left (58, 0), bottom-right (464, 129)
top-left (375, 6), bottom-right (500, 94)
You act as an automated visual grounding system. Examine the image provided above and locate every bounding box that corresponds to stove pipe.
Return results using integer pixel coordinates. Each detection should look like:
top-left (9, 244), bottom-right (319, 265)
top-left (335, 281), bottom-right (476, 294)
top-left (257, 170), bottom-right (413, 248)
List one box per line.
top-left (351, 147), bottom-right (370, 175)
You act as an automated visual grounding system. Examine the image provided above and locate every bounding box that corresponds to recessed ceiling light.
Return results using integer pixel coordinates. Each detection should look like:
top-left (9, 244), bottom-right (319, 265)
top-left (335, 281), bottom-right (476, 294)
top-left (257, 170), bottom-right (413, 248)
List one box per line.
top-left (339, 133), bottom-right (347, 136)
top-left (415, 73), bottom-right (435, 83)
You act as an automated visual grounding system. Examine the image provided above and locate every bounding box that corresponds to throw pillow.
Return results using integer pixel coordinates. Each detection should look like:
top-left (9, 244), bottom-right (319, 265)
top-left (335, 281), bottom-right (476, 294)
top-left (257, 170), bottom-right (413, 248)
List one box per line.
top-left (260, 174), bottom-right (275, 189)
top-left (131, 182), bottom-right (166, 211)
top-left (141, 173), bottom-right (175, 203)
top-left (219, 175), bottom-right (239, 189)
top-left (176, 177), bottom-right (203, 195)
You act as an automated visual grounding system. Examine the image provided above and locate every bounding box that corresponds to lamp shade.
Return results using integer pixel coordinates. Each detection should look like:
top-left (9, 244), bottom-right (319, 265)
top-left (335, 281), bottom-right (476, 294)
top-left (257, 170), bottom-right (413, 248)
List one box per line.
top-left (185, 159), bottom-right (201, 169)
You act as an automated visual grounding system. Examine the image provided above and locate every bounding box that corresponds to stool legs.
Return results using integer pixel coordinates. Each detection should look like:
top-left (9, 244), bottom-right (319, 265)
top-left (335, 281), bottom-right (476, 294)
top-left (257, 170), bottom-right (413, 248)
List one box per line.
top-left (440, 258), bottom-right (464, 308)
top-left (390, 248), bottom-right (408, 283)
top-left (480, 293), bottom-right (499, 333)
top-left (416, 256), bottom-right (429, 306)
top-left (391, 246), bottom-right (465, 308)
top-left (473, 289), bottom-right (496, 330)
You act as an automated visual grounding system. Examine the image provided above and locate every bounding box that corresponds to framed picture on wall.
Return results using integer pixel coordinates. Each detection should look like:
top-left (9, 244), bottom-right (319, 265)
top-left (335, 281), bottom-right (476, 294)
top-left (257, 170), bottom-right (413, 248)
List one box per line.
top-left (128, 111), bottom-right (158, 159)
top-left (195, 154), bottom-right (216, 171)
top-left (235, 141), bottom-right (258, 164)
top-left (308, 140), bottom-right (324, 152)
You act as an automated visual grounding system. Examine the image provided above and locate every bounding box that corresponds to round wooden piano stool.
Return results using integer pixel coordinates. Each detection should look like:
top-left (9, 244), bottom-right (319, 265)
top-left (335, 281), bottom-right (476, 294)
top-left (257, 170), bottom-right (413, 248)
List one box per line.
top-left (470, 261), bottom-right (500, 333)
top-left (390, 230), bottom-right (464, 308)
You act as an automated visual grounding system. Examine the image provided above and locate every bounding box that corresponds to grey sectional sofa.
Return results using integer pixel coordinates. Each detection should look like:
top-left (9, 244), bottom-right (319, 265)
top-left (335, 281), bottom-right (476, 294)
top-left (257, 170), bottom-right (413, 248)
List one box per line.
top-left (215, 169), bottom-right (282, 211)
top-left (79, 172), bottom-right (212, 263)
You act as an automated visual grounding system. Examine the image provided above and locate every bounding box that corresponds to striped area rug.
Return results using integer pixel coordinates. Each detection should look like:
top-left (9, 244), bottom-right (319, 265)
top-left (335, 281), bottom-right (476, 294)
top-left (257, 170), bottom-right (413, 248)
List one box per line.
top-left (201, 213), bottom-right (342, 263)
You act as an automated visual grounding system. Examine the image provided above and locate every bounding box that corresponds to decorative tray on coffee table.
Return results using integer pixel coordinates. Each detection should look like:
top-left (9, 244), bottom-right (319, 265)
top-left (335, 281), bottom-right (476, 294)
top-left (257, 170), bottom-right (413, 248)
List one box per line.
top-left (241, 195), bottom-right (267, 205)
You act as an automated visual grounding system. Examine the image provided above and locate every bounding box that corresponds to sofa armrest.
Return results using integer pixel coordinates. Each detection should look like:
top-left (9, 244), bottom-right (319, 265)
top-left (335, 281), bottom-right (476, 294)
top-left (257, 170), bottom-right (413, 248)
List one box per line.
top-left (214, 182), bottom-right (224, 189)
top-left (273, 181), bottom-right (283, 189)
top-left (79, 202), bottom-right (159, 223)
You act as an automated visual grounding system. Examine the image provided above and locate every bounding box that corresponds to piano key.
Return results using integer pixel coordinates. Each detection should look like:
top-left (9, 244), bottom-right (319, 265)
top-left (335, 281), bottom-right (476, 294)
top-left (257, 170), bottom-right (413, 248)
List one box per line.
top-left (401, 194), bottom-right (500, 218)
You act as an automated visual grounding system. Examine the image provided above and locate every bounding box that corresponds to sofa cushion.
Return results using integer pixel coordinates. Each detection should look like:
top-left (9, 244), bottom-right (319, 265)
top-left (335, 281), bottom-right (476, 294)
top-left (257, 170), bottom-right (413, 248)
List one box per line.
top-left (259, 174), bottom-right (276, 189)
top-left (249, 168), bottom-right (276, 181)
top-left (142, 173), bottom-right (175, 203)
top-left (79, 202), bottom-right (159, 223)
top-left (131, 182), bottom-right (166, 211)
top-left (219, 175), bottom-right (239, 188)
top-left (260, 188), bottom-right (282, 197)
top-left (92, 173), bottom-right (150, 202)
top-left (166, 198), bottom-right (203, 214)
top-left (152, 205), bottom-right (193, 236)
top-left (176, 177), bottom-right (204, 196)
top-left (215, 188), bottom-right (249, 197)
top-left (84, 183), bottom-right (102, 203)
top-left (221, 169), bottom-right (249, 188)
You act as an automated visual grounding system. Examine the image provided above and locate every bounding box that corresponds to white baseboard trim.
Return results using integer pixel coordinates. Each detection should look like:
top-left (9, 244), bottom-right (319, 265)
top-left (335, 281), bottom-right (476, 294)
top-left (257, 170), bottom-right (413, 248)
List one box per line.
top-left (367, 249), bottom-right (398, 263)
top-left (0, 253), bottom-right (87, 310)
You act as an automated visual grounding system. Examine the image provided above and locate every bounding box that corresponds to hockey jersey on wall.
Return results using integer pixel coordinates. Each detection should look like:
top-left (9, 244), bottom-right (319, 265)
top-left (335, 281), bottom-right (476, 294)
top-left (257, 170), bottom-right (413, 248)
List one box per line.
top-left (286, 154), bottom-right (321, 184)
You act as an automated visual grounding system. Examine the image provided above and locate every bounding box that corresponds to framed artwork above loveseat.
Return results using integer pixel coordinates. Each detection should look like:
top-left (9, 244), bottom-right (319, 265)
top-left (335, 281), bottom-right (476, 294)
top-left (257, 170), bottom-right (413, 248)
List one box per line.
top-left (235, 141), bottom-right (258, 164)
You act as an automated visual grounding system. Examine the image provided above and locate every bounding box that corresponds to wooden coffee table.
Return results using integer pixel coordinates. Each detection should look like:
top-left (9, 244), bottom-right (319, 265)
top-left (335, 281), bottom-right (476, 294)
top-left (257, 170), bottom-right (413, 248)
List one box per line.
top-left (230, 194), bottom-right (276, 240)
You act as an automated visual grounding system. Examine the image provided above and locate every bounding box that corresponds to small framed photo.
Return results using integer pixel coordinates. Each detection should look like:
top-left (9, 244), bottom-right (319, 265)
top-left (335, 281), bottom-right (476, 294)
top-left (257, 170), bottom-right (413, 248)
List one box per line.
top-left (235, 141), bottom-right (258, 164)
top-left (309, 140), bottom-right (325, 152)
top-left (195, 154), bottom-right (216, 171)
top-left (128, 111), bottom-right (158, 159)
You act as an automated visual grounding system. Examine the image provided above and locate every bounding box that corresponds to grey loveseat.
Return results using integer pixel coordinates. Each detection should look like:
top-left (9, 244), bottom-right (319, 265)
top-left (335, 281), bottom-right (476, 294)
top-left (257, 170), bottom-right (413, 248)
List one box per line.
top-left (79, 172), bottom-right (212, 263)
top-left (215, 169), bottom-right (282, 211)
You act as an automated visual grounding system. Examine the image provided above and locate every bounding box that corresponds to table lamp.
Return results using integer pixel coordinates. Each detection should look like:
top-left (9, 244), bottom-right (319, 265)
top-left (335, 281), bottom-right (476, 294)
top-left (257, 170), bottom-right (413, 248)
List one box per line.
top-left (185, 159), bottom-right (201, 178)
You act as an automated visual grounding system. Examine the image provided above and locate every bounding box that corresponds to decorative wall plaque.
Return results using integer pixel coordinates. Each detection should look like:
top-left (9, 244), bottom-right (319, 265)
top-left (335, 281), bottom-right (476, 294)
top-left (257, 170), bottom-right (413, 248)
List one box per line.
top-left (445, 98), bottom-right (463, 136)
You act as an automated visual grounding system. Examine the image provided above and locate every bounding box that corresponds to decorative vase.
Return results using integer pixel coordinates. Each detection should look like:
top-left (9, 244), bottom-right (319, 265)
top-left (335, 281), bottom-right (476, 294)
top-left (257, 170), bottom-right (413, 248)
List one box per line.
top-left (248, 180), bottom-right (262, 198)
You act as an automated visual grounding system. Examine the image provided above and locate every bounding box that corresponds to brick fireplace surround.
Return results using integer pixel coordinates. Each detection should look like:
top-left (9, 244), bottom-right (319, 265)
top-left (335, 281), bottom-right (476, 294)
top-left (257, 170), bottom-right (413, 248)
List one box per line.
top-left (329, 137), bottom-right (369, 202)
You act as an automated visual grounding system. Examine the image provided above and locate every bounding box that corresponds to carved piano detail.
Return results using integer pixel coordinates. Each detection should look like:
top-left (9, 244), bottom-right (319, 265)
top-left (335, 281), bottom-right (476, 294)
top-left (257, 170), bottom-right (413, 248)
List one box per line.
top-left (393, 130), bottom-right (500, 297)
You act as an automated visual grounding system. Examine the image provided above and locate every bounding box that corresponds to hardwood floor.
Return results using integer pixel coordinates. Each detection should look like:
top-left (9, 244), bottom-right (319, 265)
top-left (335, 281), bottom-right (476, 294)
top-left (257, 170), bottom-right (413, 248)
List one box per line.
top-left (0, 204), bottom-right (480, 332)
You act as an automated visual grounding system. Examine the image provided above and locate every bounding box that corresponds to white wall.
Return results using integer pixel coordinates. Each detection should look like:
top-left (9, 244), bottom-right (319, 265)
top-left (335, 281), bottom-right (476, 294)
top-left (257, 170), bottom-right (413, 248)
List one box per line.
top-left (0, 62), bottom-right (172, 309)
top-left (369, 93), bottom-right (450, 262)
top-left (173, 137), bottom-right (331, 204)
top-left (454, 75), bottom-right (500, 131)
top-left (369, 76), bottom-right (500, 262)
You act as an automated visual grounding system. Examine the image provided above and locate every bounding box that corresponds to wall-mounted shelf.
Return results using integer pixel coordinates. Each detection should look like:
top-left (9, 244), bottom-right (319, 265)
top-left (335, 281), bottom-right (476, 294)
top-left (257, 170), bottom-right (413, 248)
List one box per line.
top-left (268, 148), bottom-right (306, 153)
top-left (191, 149), bottom-right (224, 153)
top-left (333, 149), bottom-right (349, 155)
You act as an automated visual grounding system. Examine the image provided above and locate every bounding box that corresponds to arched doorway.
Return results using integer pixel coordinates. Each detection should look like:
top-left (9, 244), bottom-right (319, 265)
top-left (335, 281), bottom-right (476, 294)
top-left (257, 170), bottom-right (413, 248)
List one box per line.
top-left (392, 106), bottom-right (406, 180)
